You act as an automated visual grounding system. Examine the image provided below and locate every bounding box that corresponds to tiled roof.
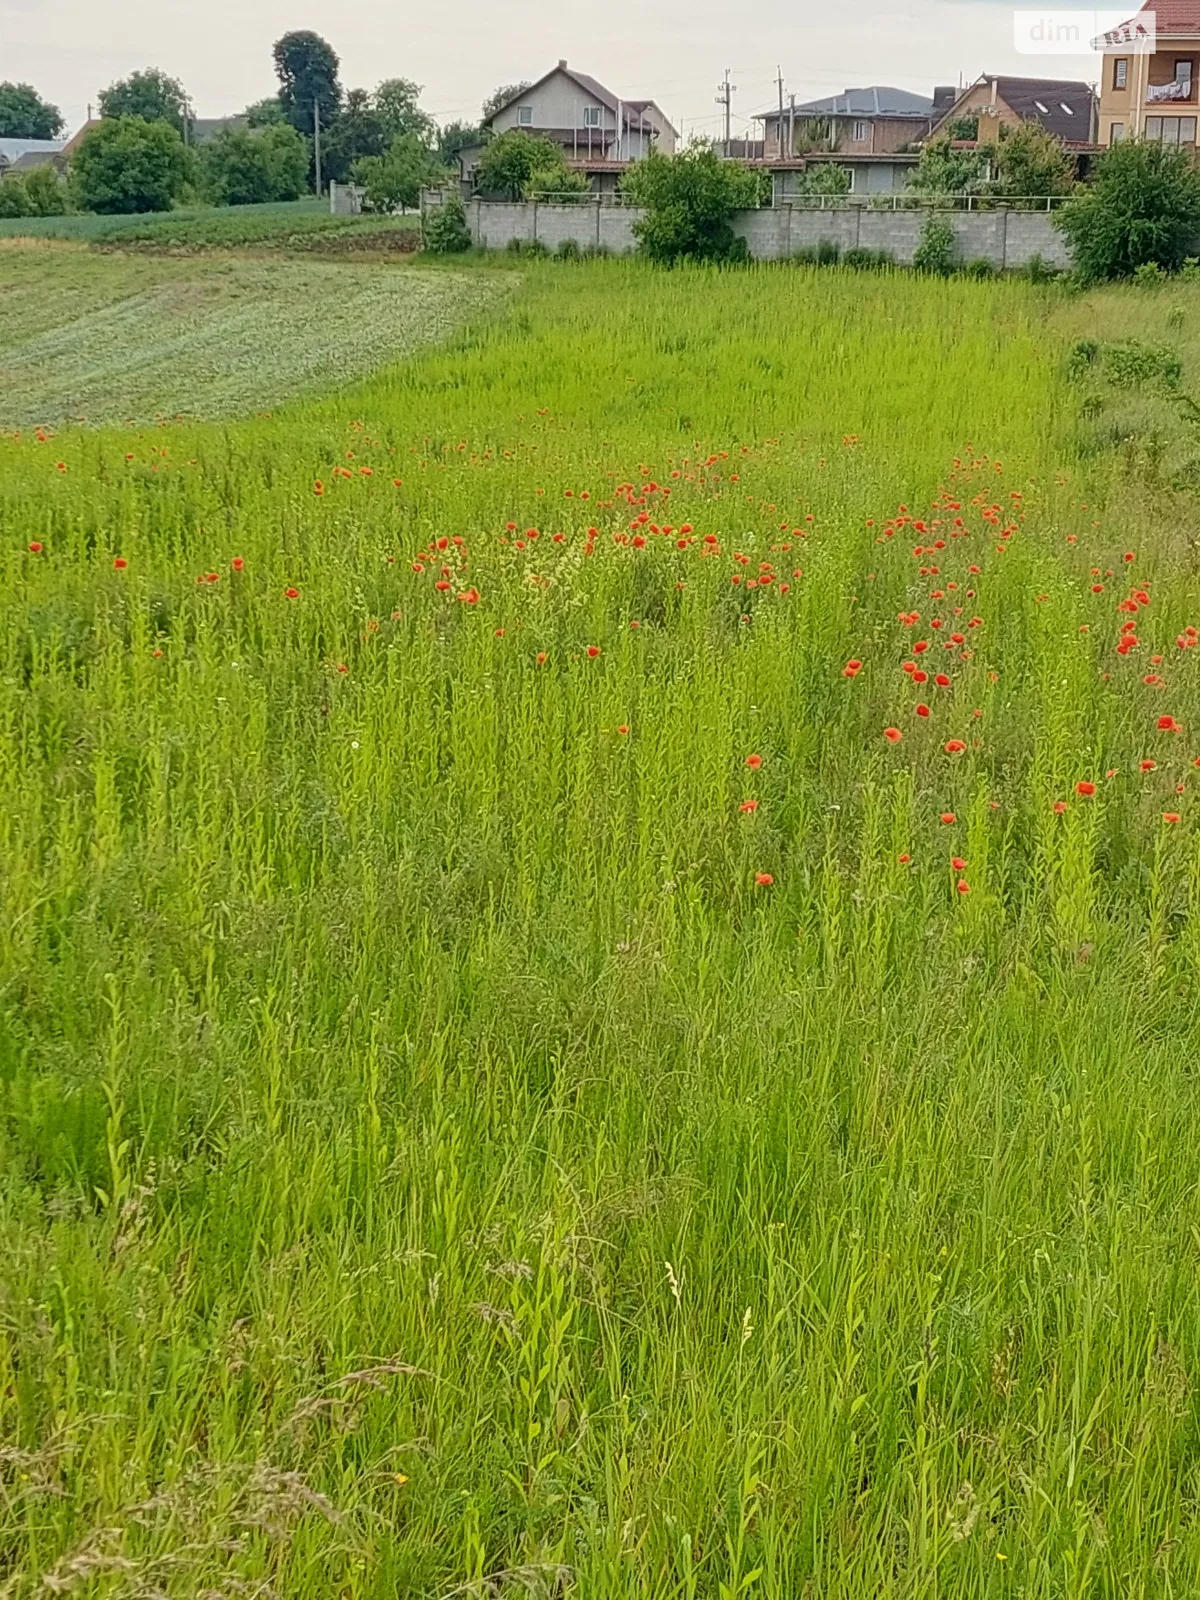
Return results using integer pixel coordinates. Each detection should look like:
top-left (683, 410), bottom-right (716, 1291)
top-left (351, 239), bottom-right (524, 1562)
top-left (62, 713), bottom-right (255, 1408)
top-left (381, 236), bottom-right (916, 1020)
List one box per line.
top-left (1115, 0), bottom-right (1200, 30)
top-left (932, 75), bottom-right (1095, 144)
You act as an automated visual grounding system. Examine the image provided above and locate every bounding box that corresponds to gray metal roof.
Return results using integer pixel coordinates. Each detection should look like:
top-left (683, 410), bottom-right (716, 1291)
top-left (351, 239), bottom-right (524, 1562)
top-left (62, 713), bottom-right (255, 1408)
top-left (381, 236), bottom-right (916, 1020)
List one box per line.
top-left (765, 86), bottom-right (935, 120)
top-left (0, 137), bottom-right (65, 165)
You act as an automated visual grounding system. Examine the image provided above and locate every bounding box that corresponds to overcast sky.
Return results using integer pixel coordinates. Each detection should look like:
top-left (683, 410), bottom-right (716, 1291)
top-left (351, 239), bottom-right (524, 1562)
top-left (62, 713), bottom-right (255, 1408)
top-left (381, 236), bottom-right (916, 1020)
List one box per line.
top-left (3, 0), bottom-right (1110, 135)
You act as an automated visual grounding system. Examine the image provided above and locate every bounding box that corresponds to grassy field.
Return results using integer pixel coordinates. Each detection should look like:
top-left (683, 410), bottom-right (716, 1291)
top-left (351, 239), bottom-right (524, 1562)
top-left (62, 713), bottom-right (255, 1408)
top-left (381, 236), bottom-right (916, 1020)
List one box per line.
top-left (0, 246), bottom-right (507, 427)
top-left (4, 251), bottom-right (1200, 1598)
top-left (0, 198), bottom-right (420, 250)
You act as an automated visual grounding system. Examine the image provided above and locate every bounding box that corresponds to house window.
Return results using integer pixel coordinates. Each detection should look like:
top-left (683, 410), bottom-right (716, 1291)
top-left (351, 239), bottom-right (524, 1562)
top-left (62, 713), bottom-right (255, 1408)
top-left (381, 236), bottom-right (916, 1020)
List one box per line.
top-left (1177, 58), bottom-right (1194, 89)
top-left (1111, 120), bottom-right (1126, 141)
top-left (517, 105), bottom-right (533, 126)
top-left (1034, 100), bottom-right (1049, 113)
top-left (1146, 115), bottom-right (1162, 138)
top-left (1114, 57), bottom-right (1128, 89)
top-left (852, 119), bottom-right (868, 141)
top-left (1144, 114), bottom-right (1197, 142)
top-left (582, 105), bottom-right (602, 127)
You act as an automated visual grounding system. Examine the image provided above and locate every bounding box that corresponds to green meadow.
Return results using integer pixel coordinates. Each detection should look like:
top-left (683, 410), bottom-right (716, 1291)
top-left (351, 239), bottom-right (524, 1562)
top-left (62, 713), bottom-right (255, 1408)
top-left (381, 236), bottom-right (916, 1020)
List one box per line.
top-left (4, 249), bottom-right (1200, 1598)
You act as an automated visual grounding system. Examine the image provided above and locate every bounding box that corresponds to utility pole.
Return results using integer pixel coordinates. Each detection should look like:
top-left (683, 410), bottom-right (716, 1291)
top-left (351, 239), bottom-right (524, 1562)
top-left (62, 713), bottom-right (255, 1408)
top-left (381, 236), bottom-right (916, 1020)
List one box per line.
top-left (313, 100), bottom-right (322, 197)
top-left (788, 93), bottom-right (797, 159)
top-left (776, 66), bottom-right (785, 159)
top-left (716, 68), bottom-right (735, 157)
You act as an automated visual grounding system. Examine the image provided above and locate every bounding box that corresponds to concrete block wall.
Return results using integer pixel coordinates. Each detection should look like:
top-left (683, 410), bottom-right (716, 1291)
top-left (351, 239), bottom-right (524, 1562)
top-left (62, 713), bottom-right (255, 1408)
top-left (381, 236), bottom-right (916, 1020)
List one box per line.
top-left (465, 199), bottom-right (1073, 271)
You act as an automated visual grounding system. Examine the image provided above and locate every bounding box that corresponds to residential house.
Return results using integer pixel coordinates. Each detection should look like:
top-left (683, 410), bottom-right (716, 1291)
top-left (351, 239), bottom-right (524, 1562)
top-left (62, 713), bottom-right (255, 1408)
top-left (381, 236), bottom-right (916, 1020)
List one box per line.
top-left (929, 76), bottom-right (1097, 147)
top-left (459, 60), bottom-right (677, 194)
top-left (1096, 0), bottom-right (1200, 147)
top-left (767, 150), bottom-right (921, 201)
top-left (755, 86), bottom-right (935, 160)
top-left (0, 122), bottom-right (99, 181)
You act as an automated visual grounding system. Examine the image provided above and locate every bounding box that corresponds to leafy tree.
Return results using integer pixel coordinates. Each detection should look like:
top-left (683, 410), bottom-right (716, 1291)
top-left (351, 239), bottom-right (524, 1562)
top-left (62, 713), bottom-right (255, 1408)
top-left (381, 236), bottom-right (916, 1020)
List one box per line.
top-left (1057, 137), bottom-right (1200, 281)
top-left (323, 88), bottom-right (386, 184)
top-left (482, 82), bottom-right (532, 121)
top-left (907, 136), bottom-right (987, 197)
top-left (273, 31), bottom-right (341, 136)
top-left (0, 177), bottom-right (31, 217)
top-left (476, 130), bottom-right (567, 200)
top-left (71, 115), bottom-right (191, 213)
top-left (374, 79), bottom-right (435, 147)
top-left (201, 124), bottom-right (309, 205)
top-left (945, 115), bottom-right (980, 141)
top-left (423, 193), bottom-right (472, 254)
top-left (245, 96), bottom-right (286, 128)
top-left (621, 144), bottom-right (759, 265)
top-left (526, 164), bottom-right (590, 201)
top-left (23, 163), bottom-right (69, 214)
top-left (990, 122), bottom-right (1074, 206)
top-left (0, 82), bottom-right (64, 139)
top-left (99, 69), bottom-right (190, 135)
top-left (794, 163), bottom-right (851, 196)
top-left (438, 120), bottom-right (483, 168)
top-left (353, 133), bottom-right (439, 211)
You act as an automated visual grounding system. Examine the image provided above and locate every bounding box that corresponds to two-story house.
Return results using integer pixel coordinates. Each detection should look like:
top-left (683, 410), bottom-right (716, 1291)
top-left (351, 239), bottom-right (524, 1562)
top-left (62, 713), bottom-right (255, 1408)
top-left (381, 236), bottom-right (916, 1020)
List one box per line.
top-left (474, 61), bottom-right (676, 176)
top-left (1097, 0), bottom-right (1200, 147)
top-left (755, 86), bottom-right (936, 160)
top-left (929, 75), bottom-right (1097, 147)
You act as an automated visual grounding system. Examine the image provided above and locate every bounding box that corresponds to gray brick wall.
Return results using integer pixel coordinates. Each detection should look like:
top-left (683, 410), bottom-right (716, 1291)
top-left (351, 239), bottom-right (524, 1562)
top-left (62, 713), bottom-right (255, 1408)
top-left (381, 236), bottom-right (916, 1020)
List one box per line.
top-left (465, 199), bottom-right (1072, 270)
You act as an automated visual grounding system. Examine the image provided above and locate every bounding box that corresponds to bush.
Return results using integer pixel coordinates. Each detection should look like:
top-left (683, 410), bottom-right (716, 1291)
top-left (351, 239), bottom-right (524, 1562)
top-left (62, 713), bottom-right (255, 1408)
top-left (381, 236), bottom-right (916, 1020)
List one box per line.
top-left (22, 163), bottom-right (68, 215)
top-left (913, 213), bottom-right (957, 275)
top-left (961, 257), bottom-right (997, 279)
top-left (477, 131), bottom-right (569, 201)
top-left (1057, 138), bottom-right (1200, 282)
top-left (526, 165), bottom-right (590, 202)
top-left (554, 237), bottom-right (582, 260)
top-left (354, 133), bottom-right (439, 213)
top-left (1023, 252), bottom-right (1059, 283)
top-left (1180, 256), bottom-right (1200, 281)
top-left (422, 193), bottom-right (472, 254)
top-left (201, 124), bottom-right (309, 206)
top-left (72, 116), bottom-right (191, 214)
top-left (841, 246), bottom-right (891, 270)
top-left (1133, 259), bottom-right (1167, 287)
top-left (621, 145), bottom-right (759, 266)
top-left (0, 177), bottom-right (31, 218)
top-left (815, 237), bottom-right (840, 266)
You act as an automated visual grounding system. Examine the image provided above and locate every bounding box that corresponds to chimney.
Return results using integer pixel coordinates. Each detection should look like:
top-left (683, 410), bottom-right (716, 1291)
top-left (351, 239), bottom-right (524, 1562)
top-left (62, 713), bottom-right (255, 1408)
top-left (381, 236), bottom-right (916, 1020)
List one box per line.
top-left (559, 59), bottom-right (567, 69)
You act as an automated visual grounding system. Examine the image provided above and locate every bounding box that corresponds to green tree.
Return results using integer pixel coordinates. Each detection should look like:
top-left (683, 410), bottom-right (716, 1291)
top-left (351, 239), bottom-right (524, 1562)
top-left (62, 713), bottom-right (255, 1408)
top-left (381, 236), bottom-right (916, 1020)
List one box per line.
top-left (245, 96), bottom-right (286, 128)
top-left (353, 133), bottom-right (439, 211)
top-left (99, 69), bottom-right (190, 135)
top-left (201, 123), bottom-right (309, 205)
top-left (1057, 137), bottom-right (1200, 280)
top-left (990, 121), bottom-right (1074, 206)
top-left (621, 144), bottom-right (759, 265)
top-left (794, 163), bottom-right (852, 196)
top-left (526, 164), bottom-right (590, 201)
top-left (0, 176), bottom-right (31, 217)
top-left (22, 162), bottom-right (69, 214)
top-left (913, 212), bottom-right (957, 274)
top-left (374, 79), bottom-right (436, 147)
top-left (323, 88), bottom-right (386, 184)
top-left (907, 136), bottom-right (987, 198)
top-left (0, 82), bottom-right (64, 139)
top-left (476, 130), bottom-right (567, 200)
top-left (273, 31), bottom-right (341, 137)
top-left (71, 115), bottom-right (191, 213)
top-left (482, 82), bottom-right (532, 121)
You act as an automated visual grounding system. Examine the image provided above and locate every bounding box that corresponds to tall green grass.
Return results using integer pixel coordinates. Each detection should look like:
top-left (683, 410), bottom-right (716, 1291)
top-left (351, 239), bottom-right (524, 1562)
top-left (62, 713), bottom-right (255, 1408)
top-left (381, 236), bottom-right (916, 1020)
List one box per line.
top-left (2, 257), bottom-right (1200, 1597)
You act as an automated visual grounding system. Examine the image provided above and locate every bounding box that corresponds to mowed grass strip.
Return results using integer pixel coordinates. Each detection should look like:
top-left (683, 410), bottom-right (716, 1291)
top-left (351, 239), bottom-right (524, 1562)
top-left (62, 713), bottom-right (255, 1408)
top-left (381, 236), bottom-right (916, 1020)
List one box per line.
top-left (4, 258), bottom-right (1200, 1597)
top-left (0, 249), bottom-right (509, 427)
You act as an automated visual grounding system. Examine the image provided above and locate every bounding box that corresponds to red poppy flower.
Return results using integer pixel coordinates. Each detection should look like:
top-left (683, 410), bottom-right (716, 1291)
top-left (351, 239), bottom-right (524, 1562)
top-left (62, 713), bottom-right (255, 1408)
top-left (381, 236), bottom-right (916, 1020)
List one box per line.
top-left (1076, 780), bottom-right (1096, 796)
top-left (1053, 801), bottom-right (1067, 814)
top-left (314, 481), bottom-right (324, 496)
top-left (28, 542), bottom-right (42, 554)
top-left (740, 799), bottom-right (759, 813)
top-left (536, 651), bottom-right (547, 665)
top-left (616, 724), bottom-right (629, 735)
top-left (883, 727), bottom-right (903, 743)
top-left (1141, 759), bottom-right (1157, 772)
top-left (285, 586), bottom-right (300, 599)
top-left (956, 880), bottom-right (970, 895)
top-left (898, 853), bottom-right (911, 864)
top-left (934, 673), bottom-right (951, 688)
top-left (1158, 715), bottom-right (1182, 733)
top-left (1164, 812), bottom-right (1182, 824)
top-left (232, 556), bottom-right (245, 572)
top-left (940, 812), bottom-right (957, 824)
top-left (915, 704), bottom-right (931, 719)
top-left (951, 856), bottom-right (967, 871)
top-left (746, 754), bottom-right (763, 770)
top-left (944, 739), bottom-right (966, 754)
top-left (113, 557), bottom-right (128, 570)
top-left (587, 645), bottom-right (601, 658)
top-left (755, 872), bottom-right (774, 887)
top-left (843, 659), bottom-right (862, 678)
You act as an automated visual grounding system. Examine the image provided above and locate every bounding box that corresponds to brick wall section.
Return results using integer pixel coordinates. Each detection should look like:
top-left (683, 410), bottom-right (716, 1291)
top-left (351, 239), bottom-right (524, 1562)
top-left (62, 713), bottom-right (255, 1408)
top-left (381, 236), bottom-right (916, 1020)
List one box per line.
top-left (466, 199), bottom-right (1073, 269)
